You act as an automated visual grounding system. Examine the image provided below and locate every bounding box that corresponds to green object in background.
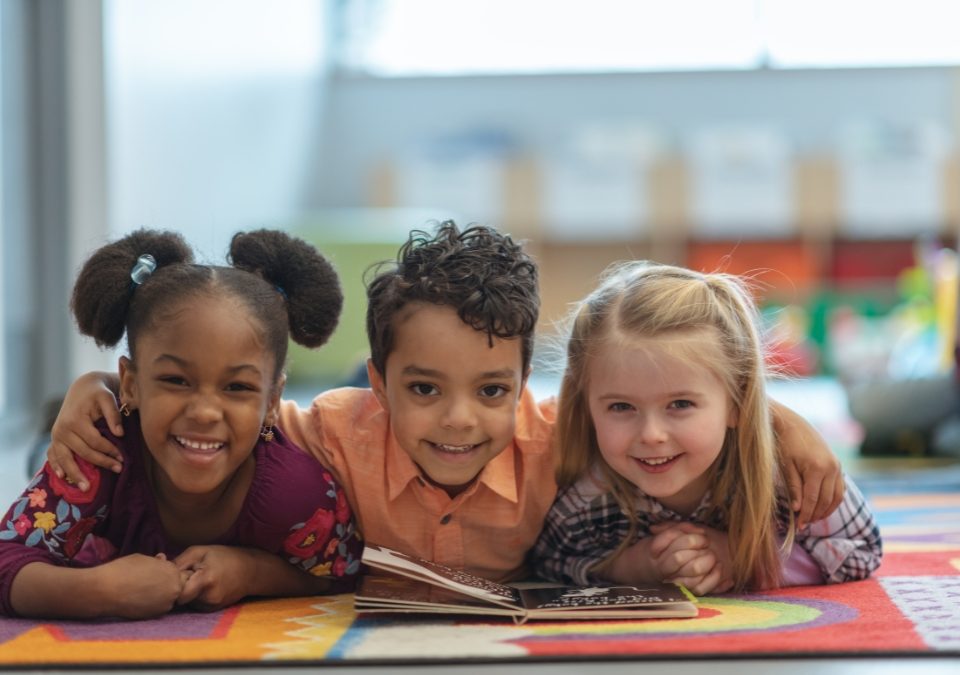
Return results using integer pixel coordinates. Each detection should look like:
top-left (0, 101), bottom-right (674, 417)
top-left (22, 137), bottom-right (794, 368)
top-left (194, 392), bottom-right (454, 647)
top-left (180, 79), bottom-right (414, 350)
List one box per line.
top-left (287, 209), bottom-right (449, 389)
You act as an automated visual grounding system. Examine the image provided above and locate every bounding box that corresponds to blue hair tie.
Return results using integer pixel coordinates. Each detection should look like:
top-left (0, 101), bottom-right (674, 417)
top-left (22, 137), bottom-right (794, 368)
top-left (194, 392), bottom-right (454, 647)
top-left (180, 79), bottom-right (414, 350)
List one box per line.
top-left (130, 254), bottom-right (157, 287)
top-left (275, 285), bottom-right (287, 300)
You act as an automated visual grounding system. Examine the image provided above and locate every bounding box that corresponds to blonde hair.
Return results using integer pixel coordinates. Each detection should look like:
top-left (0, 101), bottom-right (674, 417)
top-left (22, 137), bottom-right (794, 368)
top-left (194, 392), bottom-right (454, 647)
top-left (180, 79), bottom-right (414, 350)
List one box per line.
top-left (556, 261), bottom-right (790, 590)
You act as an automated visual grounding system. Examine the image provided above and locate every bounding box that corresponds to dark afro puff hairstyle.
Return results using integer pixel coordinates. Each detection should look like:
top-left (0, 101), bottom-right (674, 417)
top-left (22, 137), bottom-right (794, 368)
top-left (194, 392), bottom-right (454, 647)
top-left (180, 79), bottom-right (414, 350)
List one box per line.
top-left (71, 229), bottom-right (342, 382)
top-left (229, 229), bottom-right (343, 349)
top-left (71, 229), bottom-right (194, 349)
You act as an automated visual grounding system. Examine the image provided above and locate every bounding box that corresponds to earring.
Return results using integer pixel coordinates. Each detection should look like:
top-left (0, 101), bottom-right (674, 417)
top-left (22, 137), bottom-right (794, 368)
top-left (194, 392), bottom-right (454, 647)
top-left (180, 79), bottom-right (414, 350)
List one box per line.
top-left (120, 403), bottom-right (131, 417)
top-left (259, 425), bottom-right (274, 442)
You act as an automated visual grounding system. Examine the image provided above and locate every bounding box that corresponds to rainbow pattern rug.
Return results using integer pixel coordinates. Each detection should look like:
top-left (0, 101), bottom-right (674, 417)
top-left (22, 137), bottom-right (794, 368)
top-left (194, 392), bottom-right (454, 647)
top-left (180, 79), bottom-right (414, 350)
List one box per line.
top-left (0, 491), bottom-right (957, 667)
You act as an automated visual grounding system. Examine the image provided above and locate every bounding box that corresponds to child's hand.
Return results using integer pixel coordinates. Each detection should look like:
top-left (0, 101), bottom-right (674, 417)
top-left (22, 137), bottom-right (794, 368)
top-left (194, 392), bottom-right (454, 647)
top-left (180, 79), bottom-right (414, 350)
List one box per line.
top-left (648, 522), bottom-right (713, 581)
top-left (95, 553), bottom-right (189, 619)
top-left (772, 400), bottom-right (845, 528)
top-left (175, 546), bottom-right (255, 611)
top-left (47, 371), bottom-right (125, 489)
top-left (652, 524), bottom-right (733, 595)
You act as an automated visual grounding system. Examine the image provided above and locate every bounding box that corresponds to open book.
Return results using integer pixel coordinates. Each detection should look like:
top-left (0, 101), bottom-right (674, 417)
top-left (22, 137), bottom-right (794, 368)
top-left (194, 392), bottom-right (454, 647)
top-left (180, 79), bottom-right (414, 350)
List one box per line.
top-left (355, 544), bottom-right (698, 624)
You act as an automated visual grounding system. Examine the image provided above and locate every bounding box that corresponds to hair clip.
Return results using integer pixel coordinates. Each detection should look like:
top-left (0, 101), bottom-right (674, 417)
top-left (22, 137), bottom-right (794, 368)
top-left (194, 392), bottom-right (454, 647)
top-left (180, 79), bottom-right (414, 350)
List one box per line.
top-left (130, 254), bottom-right (157, 286)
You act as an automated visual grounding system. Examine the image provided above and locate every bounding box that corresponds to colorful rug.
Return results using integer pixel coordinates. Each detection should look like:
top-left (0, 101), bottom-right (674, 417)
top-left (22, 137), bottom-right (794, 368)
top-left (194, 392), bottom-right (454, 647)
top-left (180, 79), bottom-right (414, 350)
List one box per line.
top-left (0, 491), bottom-right (957, 667)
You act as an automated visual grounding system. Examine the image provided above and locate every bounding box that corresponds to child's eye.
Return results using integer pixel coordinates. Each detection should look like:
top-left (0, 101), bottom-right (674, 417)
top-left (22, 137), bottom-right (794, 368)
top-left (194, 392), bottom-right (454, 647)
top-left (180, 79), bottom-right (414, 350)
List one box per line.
top-left (225, 382), bottom-right (257, 393)
top-left (158, 375), bottom-right (188, 387)
top-left (669, 399), bottom-right (694, 410)
top-left (409, 383), bottom-right (439, 396)
top-left (608, 402), bottom-right (634, 412)
top-left (479, 384), bottom-right (508, 399)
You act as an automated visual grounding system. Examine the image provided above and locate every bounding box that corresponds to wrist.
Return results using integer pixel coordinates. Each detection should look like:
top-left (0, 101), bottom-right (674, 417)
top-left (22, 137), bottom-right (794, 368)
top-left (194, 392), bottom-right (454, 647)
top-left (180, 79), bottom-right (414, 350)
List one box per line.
top-left (605, 540), bottom-right (657, 584)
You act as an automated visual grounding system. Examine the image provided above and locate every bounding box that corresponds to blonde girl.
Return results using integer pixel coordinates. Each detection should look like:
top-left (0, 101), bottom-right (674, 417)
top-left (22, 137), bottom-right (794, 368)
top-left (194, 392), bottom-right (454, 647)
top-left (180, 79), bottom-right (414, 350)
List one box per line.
top-left (532, 262), bottom-right (881, 594)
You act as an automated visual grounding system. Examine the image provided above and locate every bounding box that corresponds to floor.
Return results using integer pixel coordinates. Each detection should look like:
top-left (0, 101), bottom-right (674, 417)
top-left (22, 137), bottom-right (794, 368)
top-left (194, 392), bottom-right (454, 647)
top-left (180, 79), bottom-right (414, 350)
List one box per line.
top-left (1, 377), bottom-right (958, 673)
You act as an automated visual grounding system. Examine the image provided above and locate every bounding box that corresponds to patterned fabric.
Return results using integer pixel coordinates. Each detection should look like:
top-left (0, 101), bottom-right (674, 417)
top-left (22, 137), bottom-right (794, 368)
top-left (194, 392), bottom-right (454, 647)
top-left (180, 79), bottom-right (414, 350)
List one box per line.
top-left (278, 387), bottom-right (557, 582)
top-left (532, 469), bottom-right (882, 587)
top-left (0, 415), bottom-right (363, 616)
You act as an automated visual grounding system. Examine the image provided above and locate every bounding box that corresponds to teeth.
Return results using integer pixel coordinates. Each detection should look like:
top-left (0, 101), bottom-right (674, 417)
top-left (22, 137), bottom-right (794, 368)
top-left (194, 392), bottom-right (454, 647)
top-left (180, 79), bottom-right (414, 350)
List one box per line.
top-left (640, 456), bottom-right (676, 466)
top-left (176, 436), bottom-right (224, 451)
top-left (435, 443), bottom-right (475, 454)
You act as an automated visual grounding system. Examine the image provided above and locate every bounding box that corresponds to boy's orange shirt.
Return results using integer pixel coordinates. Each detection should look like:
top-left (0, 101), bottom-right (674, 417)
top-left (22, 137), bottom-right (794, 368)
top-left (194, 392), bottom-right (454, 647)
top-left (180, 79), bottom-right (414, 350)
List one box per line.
top-left (278, 386), bottom-right (557, 582)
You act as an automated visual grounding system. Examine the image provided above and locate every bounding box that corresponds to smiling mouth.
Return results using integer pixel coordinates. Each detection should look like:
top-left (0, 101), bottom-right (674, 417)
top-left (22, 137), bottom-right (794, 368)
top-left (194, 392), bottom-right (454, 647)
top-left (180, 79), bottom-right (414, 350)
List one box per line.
top-left (431, 442), bottom-right (480, 455)
top-left (175, 436), bottom-right (225, 453)
top-left (637, 455), bottom-right (678, 466)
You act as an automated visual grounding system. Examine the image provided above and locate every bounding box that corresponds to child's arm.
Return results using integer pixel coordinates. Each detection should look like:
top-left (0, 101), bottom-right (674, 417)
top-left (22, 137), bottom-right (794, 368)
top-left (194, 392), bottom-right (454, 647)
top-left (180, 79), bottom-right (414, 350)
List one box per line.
top-left (174, 545), bottom-right (341, 610)
top-left (793, 475), bottom-right (882, 583)
top-left (10, 554), bottom-right (187, 619)
top-left (531, 489), bottom-right (630, 586)
top-left (772, 400), bottom-right (844, 528)
top-left (47, 371), bottom-right (125, 486)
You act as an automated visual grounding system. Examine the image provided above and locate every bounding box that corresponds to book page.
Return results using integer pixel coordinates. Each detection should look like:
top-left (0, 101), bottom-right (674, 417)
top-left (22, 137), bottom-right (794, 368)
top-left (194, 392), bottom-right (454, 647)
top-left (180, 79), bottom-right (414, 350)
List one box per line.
top-left (362, 544), bottom-right (520, 606)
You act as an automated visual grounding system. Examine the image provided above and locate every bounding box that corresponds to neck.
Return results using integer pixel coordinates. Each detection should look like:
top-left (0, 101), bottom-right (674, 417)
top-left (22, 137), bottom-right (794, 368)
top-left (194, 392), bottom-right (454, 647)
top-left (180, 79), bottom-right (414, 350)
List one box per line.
top-left (146, 452), bottom-right (256, 543)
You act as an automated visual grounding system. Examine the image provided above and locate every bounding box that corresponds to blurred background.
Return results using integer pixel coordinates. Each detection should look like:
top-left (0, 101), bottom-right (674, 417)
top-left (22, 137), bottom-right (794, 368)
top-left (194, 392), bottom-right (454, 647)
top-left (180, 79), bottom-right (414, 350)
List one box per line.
top-left (3, 0), bottom-right (960, 492)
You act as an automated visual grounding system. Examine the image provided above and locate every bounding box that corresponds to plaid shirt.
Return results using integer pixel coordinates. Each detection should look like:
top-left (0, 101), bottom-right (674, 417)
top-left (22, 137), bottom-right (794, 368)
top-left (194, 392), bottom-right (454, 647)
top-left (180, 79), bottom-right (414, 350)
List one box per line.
top-left (531, 470), bottom-right (882, 587)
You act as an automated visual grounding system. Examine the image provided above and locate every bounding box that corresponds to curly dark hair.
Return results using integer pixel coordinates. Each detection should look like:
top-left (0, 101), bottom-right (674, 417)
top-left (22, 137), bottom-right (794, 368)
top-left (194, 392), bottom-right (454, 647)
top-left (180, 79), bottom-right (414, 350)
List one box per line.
top-left (366, 221), bottom-right (539, 376)
top-left (71, 228), bottom-right (342, 381)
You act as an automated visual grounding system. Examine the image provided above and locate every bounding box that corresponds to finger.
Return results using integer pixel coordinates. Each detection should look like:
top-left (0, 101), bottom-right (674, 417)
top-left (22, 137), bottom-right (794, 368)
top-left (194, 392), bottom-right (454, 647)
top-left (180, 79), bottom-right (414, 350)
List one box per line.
top-left (649, 528), bottom-right (696, 557)
top-left (94, 393), bottom-right (125, 437)
top-left (74, 427), bottom-right (124, 468)
top-left (795, 467), bottom-right (827, 529)
top-left (812, 470), bottom-right (843, 523)
top-left (177, 569), bottom-right (205, 606)
top-left (785, 461), bottom-right (803, 513)
top-left (692, 566), bottom-right (724, 596)
top-left (52, 450), bottom-right (89, 492)
top-left (658, 542), bottom-right (709, 578)
top-left (59, 430), bottom-right (121, 472)
top-left (174, 547), bottom-right (207, 571)
top-left (671, 550), bottom-right (717, 580)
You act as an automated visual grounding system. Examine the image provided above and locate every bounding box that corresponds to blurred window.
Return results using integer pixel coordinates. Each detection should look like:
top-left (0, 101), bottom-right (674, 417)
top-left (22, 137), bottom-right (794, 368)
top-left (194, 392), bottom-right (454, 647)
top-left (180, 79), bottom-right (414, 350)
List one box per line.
top-left (335, 0), bottom-right (960, 75)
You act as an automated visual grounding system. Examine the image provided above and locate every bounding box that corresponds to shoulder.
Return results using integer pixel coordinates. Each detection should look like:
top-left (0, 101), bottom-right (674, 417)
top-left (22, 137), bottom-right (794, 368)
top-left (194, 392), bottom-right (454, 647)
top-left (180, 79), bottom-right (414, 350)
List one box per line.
top-left (514, 388), bottom-right (556, 448)
top-left (246, 428), bottom-right (345, 522)
top-left (309, 387), bottom-right (387, 436)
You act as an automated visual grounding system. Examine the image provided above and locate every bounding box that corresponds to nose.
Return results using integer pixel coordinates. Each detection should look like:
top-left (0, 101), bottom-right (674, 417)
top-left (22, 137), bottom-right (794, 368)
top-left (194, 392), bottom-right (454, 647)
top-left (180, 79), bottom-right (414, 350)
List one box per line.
top-left (638, 414), bottom-right (668, 445)
top-left (441, 395), bottom-right (478, 431)
top-left (187, 391), bottom-right (224, 424)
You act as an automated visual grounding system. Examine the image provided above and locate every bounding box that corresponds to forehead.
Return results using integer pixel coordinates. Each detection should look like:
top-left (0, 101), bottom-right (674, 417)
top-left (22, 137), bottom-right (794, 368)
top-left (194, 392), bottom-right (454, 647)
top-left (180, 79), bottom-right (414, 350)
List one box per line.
top-left (137, 296), bottom-right (272, 367)
top-left (588, 330), bottom-right (725, 391)
top-left (389, 303), bottom-right (523, 373)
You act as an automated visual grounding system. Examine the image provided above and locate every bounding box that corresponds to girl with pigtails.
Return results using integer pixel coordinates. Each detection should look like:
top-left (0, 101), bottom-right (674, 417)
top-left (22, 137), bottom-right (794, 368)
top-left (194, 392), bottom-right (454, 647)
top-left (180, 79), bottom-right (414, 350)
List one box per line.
top-left (0, 229), bottom-right (361, 619)
top-left (532, 261), bottom-right (881, 594)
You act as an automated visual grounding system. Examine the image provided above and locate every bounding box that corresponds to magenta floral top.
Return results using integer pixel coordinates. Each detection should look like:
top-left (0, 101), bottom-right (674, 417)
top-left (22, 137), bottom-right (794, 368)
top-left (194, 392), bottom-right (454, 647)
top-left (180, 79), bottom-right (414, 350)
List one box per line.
top-left (0, 415), bottom-right (362, 616)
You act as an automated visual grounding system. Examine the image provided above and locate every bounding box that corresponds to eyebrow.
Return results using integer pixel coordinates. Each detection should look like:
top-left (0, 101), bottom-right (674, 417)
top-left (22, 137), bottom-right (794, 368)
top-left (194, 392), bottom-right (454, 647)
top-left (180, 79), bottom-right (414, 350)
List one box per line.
top-left (401, 365), bottom-right (517, 380)
top-left (153, 354), bottom-right (263, 376)
top-left (597, 390), bottom-right (700, 401)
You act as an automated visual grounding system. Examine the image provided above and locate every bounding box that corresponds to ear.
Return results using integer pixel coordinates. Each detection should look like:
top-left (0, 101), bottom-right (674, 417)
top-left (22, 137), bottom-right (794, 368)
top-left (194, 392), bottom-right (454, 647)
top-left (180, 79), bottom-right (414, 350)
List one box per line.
top-left (367, 358), bottom-right (390, 411)
top-left (118, 356), bottom-right (138, 409)
top-left (265, 373), bottom-right (286, 424)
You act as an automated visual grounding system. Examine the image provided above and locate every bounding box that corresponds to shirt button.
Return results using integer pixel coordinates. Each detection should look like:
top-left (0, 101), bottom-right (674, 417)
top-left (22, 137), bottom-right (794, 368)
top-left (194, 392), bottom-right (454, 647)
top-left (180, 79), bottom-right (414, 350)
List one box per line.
top-left (440, 514), bottom-right (452, 525)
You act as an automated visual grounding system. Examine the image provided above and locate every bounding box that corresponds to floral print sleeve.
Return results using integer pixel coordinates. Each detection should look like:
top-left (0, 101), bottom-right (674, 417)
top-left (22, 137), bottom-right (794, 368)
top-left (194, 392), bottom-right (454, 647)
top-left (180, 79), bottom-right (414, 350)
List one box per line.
top-left (0, 458), bottom-right (112, 615)
top-left (241, 429), bottom-right (362, 593)
top-left (280, 470), bottom-right (362, 585)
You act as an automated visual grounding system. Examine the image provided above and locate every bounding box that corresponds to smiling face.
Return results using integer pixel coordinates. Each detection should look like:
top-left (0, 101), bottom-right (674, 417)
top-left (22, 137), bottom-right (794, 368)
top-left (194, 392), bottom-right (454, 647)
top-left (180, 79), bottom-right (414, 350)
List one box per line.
top-left (120, 294), bottom-right (280, 501)
top-left (368, 303), bottom-right (526, 497)
top-left (586, 332), bottom-right (736, 516)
